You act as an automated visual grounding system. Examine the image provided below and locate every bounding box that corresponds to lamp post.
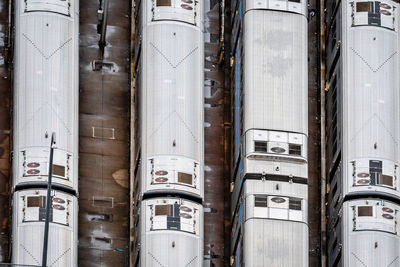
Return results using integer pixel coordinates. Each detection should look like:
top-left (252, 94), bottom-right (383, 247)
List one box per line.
top-left (42, 133), bottom-right (56, 267)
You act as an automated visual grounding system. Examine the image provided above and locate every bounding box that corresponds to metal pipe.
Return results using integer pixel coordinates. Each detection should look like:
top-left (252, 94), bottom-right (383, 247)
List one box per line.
top-left (7, 0), bottom-right (12, 46)
top-left (220, 0), bottom-right (225, 44)
top-left (42, 133), bottom-right (56, 267)
top-left (99, 0), bottom-right (110, 48)
top-left (4, 0), bottom-right (12, 64)
top-left (217, 0), bottom-right (225, 65)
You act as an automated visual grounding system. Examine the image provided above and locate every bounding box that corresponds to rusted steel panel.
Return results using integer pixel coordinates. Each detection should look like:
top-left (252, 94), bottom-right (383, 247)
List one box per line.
top-left (204, 2), bottom-right (230, 266)
top-left (79, 0), bottom-right (131, 266)
top-left (308, 0), bottom-right (322, 265)
top-left (0, 0), bottom-right (11, 262)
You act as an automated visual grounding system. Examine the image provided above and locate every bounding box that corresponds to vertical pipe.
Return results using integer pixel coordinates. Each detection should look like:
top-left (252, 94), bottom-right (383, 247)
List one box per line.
top-left (99, 0), bottom-right (110, 48)
top-left (7, 0), bottom-right (12, 48)
top-left (42, 133), bottom-right (56, 267)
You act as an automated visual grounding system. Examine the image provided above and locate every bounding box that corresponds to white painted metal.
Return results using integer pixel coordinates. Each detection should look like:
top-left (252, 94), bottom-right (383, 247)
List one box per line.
top-left (342, 199), bottom-right (400, 266)
top-left (243, 11), bottom-right (308, 134)
top-left (245, 0), bottom-right (308, 16)
top-left (231, 1), bottom-right (309, 266)
top-left (244, 220), bottom-right (308, 266)
top-left (25, 0), bottom-right (71, 16)
top-left (140, 0), bottom-right (204, 200)
top-left (12, 189), bottom-right (78, 267)
top-left (342, 0), bottom-right (400, 199)
top-left (13, 0), bottom-right (79, 190)
top-left (327, 0), bottom-right (400, 265)
top-left (146, 156), bottom-right (201, 196)
top-left (138, 198), bottom-right (203, 267)
top-left (241, 10), bottom-right (308, 183)
top-left (134, 0), bottom-right (204, 266)
top-left (243, 180), bottom-right (308, 223)
top-left (12, 0), bottom-right (79, 266)
top-left (239, 182), bottom-right (308, 267)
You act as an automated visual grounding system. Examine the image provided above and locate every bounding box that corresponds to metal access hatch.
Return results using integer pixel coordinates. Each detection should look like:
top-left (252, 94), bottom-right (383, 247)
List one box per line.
top-left (25, 0), bottom-right (71, 16)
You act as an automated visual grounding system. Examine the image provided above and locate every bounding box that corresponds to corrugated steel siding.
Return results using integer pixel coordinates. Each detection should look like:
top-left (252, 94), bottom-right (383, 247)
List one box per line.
top-left (244, 219), bottom-right (308, 267)
top-left (144, 24), bottom-right (203, 160)
top-left (15, 15), bottom-right (77, 151)
top-left (244, 11), bottom-right (308, 134)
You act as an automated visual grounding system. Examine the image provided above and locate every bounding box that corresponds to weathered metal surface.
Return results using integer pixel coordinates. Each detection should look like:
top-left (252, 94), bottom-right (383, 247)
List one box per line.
top-left (222, 0), bottom-right (321, 266)
top-left (129, 2), bottom-right (136, 267)
top-left (222, 2), bottom-right (233, 266)
top-left (204, 1), bottom-right (230, 266)
top-left (0, 0), bottom-right (10, 262)
top-left (79, 0), bottom-right (130, 266)
top-left (319, 0), bottom-right (327, 264)
top-left (308, 0), bottom-right (322, 265)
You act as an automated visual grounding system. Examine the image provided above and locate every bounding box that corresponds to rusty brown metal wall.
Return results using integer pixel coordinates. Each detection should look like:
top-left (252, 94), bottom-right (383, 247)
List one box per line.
top-left (204, 1), bottom-right (231, 267)
top-left (0, 0), bottom-right (11, 262)
top-left (222, 1), bottom-right (233, 266)
top-left (79, 1), bottom-right (131, 266)
top-left (308, 0), bottom-right (323, 265)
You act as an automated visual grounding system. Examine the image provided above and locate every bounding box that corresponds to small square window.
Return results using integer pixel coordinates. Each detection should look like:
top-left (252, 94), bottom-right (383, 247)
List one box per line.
top-left (289, 144), bottom-right (302, 156)
top-left (255, 196), bottom-right (268, 207)
top-left (358, 206), bottom-right (373, 216)
top-left (379, 174), bottom-right (393, 187)
top-left (356, 2), bottom-right (372, 12)
top-left (27, 196), bottom-right (45, 208)
top-left (53, 165), bottom-right (65, 177)
top-left (289, 199), bottom-right (302, 210)
top-left (178, 172), bottom-right (193, 185)
top-left (157, 0), bottom-right (171, 6)
top-left (155, 205), bottom-right (172, 216)
top-left (254, 141), bottom-right (268, 153)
